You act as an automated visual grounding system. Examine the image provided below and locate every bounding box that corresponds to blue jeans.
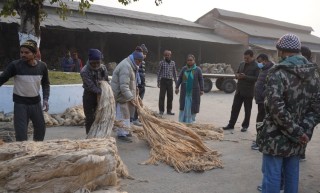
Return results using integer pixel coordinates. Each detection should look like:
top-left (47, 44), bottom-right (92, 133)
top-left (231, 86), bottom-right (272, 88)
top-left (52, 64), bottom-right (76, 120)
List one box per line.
top-left (262, 154), bottom-right (299, 193)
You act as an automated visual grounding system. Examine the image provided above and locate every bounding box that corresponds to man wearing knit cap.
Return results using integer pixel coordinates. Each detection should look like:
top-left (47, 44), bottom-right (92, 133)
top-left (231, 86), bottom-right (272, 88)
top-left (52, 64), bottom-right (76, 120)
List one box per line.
top-left (256, 34), bottom-right (320, 193)
top-left (0, 40), bottom-right (50, 141)
top-left (80, 49), bottom-right (109, 134)
top-left (132, 44), bottom-right (148, 126)
top-left (111, 47), bottom-right (144, 142)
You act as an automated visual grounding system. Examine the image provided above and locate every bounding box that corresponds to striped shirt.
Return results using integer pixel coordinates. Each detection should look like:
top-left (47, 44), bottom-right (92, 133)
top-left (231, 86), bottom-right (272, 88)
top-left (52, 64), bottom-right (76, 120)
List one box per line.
top-left (0, 59), bottom-right (50, 104)
top-left (157, 60), bottom-right (177, 84)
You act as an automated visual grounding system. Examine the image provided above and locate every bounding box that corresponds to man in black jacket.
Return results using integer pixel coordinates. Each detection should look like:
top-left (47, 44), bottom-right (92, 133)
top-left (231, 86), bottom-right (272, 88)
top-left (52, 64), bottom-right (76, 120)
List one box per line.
top-left (223, 49), bottom-right (259, 132)
top-left (0, 40), bottom-right (50, 141)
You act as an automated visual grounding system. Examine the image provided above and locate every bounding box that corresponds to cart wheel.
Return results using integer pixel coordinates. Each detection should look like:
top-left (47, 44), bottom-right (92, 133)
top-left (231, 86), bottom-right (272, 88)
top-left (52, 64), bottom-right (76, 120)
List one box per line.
top-left (203, 78), bottom-right (213, 93)
top-left (215, 78), bottom-right (224, 90)
top-left (222, 79), bottom-right (236, 93)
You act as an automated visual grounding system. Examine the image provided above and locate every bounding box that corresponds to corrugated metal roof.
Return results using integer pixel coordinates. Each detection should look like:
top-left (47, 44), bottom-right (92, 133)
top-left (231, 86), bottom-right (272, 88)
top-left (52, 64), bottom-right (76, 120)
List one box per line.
top-left (250, 44), bottom-right (276, 51)
top-left (215, 8), bottom-right (313, 32)
top-left (43, 1), bottom-right (210, 29)
top-left (219, 19), bottom-right (320, 44)
top-left (0, 15), bottom-right (238, 45)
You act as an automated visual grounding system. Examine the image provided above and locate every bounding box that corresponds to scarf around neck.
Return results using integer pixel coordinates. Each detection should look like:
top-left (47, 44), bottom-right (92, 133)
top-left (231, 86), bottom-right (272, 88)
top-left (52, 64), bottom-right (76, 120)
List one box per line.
top-left (184, 64), bottom-right (197, 96)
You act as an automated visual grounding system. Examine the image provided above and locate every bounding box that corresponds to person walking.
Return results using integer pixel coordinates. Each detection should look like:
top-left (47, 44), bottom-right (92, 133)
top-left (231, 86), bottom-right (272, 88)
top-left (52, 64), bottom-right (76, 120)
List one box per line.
top-left (157, 50), bottom-right (177, 115)
top-left (251, 53), bottom-right (274, 150)
top-left (111, 46), bottom-right (144, 142)
top-left (257, 34), bottom-right (320, 193)
top-left (80, 49), bottom-right (109, 134)
top-left (175, 54), bottom-right (204, 123)
top-left (223, 49), bottom-right (259, 132)
top-left (0, 40), bottom-right (50, 141)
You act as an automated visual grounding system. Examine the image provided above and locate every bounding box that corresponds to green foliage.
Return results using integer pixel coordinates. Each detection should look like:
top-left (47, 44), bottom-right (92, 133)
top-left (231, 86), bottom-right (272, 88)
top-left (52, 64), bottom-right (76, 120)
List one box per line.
top-left (1, 0), bottom-right (163, 19)
top-left (4, 71), bottom-right (83, 85)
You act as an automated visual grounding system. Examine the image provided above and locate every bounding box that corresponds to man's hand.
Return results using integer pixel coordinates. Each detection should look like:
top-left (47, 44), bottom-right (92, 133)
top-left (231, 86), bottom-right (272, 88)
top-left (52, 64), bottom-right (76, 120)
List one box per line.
top-left (299, 133), bottom-right (309, 145)
top-left (238, 73), bottom-right (246, 79)
top-left (130, 99), bottom-right (136, 106)
top-left (43, 100), bottom-right (49, 112)
top-left (157, 83), bottom-right (160, 88)
top-left (175, 88), bottom-right (179, 95)
top-left (200, 91), bottom-right (204, 96)
top-left (97, 94), bottom-right (101, 103)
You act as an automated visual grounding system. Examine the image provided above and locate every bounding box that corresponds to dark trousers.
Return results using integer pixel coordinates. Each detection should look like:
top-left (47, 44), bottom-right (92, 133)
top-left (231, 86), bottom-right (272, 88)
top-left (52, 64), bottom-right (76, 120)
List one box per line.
top-left (228, 92), bottom-right (253, 128)
top-left (83, 92), bottom-right (98, 134)
top-left (256, 103), bottom-right (266, 123)
top-left (158, 78), bottom-right (173, 113)
top-left (134, 86), bottom-right (145, 120)
top-left (14, 102), bottom-right (46, 141)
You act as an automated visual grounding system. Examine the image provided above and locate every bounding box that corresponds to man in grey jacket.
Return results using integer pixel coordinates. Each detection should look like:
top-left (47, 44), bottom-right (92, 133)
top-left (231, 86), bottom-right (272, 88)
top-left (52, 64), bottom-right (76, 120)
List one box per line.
top-left (111, 47), bottom-right (144, 142)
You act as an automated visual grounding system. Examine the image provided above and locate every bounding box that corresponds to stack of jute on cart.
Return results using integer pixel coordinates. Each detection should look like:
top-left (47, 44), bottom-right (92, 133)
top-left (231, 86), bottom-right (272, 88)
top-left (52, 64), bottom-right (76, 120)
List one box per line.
top-left (0, 81), bottom-right (129, 193)
top-left (200, 63), bottom-right (234, 74)
top-left (130, 99), bottom-right (223, 173)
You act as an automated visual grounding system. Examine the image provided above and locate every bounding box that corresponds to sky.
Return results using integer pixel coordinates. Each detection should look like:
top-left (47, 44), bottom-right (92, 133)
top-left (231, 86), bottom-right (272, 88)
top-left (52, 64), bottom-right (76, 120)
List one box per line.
top-left (91, 0), bottom-right (320, 37)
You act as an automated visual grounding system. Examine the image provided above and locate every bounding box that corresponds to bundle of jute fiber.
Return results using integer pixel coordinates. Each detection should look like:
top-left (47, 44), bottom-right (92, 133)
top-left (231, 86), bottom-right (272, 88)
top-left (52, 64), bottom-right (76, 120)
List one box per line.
top-left (0, 122), bottom-right (33, 142)
top-left (87, 81), bottom-right (115, 139)
top-left (134, 100), bottom-right (223, 172)
top-left (61, 105), bottom-right (86, 126)
top-left (0, 138), bottom-right (129, 193)
top-left (185, 123), bottom-right (224, 140)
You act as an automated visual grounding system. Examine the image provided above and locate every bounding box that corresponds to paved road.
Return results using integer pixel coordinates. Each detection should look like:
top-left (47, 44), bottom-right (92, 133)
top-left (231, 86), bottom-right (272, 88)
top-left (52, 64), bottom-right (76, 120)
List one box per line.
top-left (45, 74), bottom-right (320, 193)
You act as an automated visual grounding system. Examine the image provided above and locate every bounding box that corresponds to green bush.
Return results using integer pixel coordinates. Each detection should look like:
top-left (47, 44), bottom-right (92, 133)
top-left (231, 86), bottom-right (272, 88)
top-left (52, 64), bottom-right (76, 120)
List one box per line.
top-left (4, 71), bottom-right (83, 85)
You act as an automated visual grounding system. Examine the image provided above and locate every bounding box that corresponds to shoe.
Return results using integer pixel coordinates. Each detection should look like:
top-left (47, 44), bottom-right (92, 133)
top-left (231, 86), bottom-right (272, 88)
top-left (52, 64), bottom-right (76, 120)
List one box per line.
top-left (159, 111), bottom-right (164, 115)
top-left (241, 127), bottom-right (248, 132)
top-left (133, 120), bottom-right (143, 126)
top-left (257, 185), bottom-right (262, 192)
top-left (117, 136), bottom-right (132, 143)
top-left (127, 133), bottom-right (133, 137)
top-left (167, 112), bottom-right (175, 115)
top-left (251, 144), bottom-right (259, 150)
top-left (223, 125), bottom-right (234, 130)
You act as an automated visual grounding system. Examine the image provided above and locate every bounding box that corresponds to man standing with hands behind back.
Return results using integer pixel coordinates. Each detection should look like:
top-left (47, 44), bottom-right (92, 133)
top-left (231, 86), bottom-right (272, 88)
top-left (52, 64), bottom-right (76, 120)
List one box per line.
top-left (157, 50), bottom-right (177, 115)
top-left (223, 49), bottom-right (259, 132)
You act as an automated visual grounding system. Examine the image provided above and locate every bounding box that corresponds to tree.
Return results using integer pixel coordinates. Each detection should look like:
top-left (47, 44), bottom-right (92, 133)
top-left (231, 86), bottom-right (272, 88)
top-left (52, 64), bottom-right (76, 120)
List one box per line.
top-left (0, 0), bottom-right (162, 47)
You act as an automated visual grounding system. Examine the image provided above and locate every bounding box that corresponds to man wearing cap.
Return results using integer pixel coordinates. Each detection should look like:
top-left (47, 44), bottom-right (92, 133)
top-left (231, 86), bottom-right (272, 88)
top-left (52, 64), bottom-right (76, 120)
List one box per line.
top-left (80, 49), bottom-right (109, 134)
top-left (0, 40), bottom-right (50, 141)
top-left (132, 44), bottom-right (148, 126)
top-left (111, 47), bottom-right (144, 143)
top-left (256, 34), bottom-right (320, 193)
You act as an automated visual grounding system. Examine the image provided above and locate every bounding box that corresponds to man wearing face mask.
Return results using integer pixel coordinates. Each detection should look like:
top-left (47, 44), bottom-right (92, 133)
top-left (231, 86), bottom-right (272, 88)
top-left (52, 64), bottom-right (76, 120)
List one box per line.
top-left (251, 54), bottom-right (274, 150)
top-left (111, 47), bottom-right (144, 143)
top-left (256, 34), bottom-right (320, 193)
top-left (80, 49), bottom-right (109, 134)
top-left (0, 40), bottom-right (50, 141)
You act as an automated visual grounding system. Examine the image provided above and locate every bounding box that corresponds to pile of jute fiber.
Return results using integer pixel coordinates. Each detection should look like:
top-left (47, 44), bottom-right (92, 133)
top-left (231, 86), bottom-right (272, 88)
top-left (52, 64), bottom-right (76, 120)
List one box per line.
top-left (87, 81), bottom-right (115, 139)
top-left (0, 138), bottom-right (127, 193)
top-left (0, 81), bottom-right (130, 193)
top-left (133, 99), bottom-right (223, 173)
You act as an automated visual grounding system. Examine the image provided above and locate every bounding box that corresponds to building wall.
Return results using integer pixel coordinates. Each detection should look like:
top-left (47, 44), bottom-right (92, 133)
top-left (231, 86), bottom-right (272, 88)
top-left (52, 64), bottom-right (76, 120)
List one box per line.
top-left (196, 15), bottom-right (249, 46)
top-left (0, 85), bottom-right (83, 114)
top-left (0, 23), bottom-right (243, 74)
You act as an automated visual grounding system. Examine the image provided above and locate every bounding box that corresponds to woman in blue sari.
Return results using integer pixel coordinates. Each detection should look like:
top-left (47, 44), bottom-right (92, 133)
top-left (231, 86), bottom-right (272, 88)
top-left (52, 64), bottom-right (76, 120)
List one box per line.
top-left (175, 54), bottom-right (204, 123)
